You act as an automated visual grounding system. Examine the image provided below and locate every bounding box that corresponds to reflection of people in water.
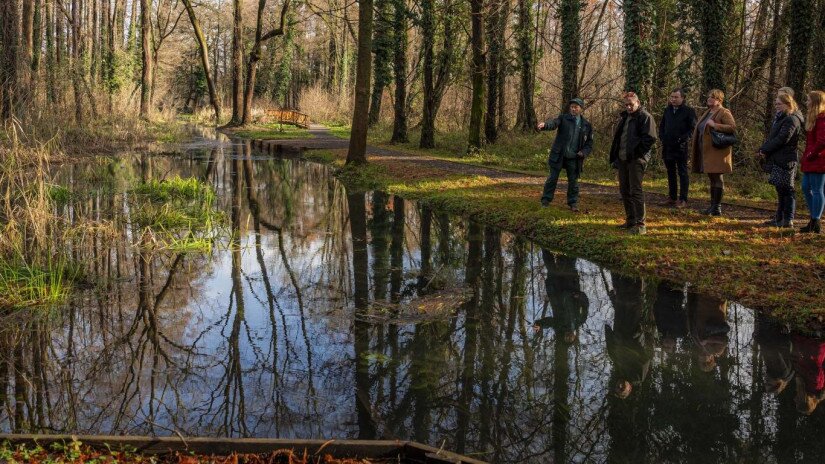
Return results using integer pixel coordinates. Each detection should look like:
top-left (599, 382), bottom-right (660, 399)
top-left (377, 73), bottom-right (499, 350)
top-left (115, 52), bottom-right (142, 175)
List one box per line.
top-left (687, 294), bottom-right (729, 372)
top-left (653, 282), bottom-right (687, 353)
top-left (606, 273), bottom-right (654, 399)
top-left (792, 333), bottom-right (825, 415)
top-left (755, 314), bottom-right (794, 394)
top-left (533, 250), bottom-right (589, 344)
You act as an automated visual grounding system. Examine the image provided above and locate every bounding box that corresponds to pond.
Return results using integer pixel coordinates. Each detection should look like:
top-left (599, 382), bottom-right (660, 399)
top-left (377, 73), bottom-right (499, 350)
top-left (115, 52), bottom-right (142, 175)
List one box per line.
top-left (1, 135), bottom-right (824, 463)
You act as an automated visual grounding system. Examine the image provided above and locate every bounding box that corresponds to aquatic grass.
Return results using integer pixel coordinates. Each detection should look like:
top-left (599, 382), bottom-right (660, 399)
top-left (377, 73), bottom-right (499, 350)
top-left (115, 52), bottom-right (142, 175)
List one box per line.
top-left (131, 176), bottom-right (225, 253)
top-left (134, 175), bottom-right (216, 204)
top-left (0, 258), bottom-right (73, 309)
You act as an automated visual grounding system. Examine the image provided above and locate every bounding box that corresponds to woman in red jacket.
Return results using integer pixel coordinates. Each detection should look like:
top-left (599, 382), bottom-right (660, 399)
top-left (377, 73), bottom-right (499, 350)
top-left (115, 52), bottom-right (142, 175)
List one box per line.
top-left (800, 90), bottom-right (825, 233)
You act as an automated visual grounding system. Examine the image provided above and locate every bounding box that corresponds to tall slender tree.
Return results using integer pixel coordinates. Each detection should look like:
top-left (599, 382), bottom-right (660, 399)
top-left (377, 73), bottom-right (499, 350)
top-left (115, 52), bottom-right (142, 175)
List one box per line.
top-left (390, 0), bottom-right (408, 143)
top-left (484, 0), bottom-right (505, 143)
top-left (230, 0), bottom-right (245, 125)
top-left (420, 0), bottom-right (455, 149)
top-left (786, 0), bottom-right (814, 100)
top-left (697, 0), bottom-right (733, 94)
top-left (139, 0), bottom-right (153, 117)
top-left (241, 0), bottom-right (291, 125)
top-left (346, 0), bottom-right (374, 164)
top-left (560, 0), bottom-right (580, 106)
top-left (515, 0), bottom-right (536, 131)
top-left (181, 0), bottom-right (222, 122)
top-left (0, 0), bottom-right (20, 121)
top-left (814, 0), bottom-right (825, 89)
top-left (623, 0), bottom-right (655, 100)
top-left (468, 0), bottom-right (486, 150)
top-left (368, 0), bottom-right (393, 127)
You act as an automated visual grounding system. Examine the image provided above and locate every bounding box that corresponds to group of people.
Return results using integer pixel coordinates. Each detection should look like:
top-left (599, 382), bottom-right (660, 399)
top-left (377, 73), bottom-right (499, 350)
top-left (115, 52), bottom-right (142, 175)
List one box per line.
top-left (538, 88), bottom-right (825, 235)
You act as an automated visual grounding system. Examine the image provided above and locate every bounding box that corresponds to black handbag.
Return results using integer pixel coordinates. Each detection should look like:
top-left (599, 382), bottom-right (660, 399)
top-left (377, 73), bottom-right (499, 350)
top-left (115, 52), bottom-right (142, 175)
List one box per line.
top-left (710, 129), bottom-right (738, 149)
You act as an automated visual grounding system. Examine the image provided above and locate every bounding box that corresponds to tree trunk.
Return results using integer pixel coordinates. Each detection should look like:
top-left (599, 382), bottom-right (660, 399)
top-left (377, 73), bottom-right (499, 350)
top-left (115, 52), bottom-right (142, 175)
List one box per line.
top-left (420, 0), bottom-right (454, 148)
top-left (1, 0), bottom-right (20, 121)
top-left (560, 0), bottom-right (580, 106)
top-left (697, 0), bottom-right (733, 94)
top-left (515, 0), bottom-right (536, 131)
top-left (241, 0), bottom-right (291, 125)
top-left (230, 0), bottom-right (244, 125)
top-left (484, 0), bottom-right (503, 143)
top-left (181, 0), bottom-right (222, 122)
top-left (813, 0), bottom-right (825, 89)
top-left (468, 0), bottom-right (485, 150)
top-left (72, 0), bottom-right (84, 123)
top-left (623, 0), bottom-right (655, 100)
top-left (786, 0), bottom-right (814, 101)
top-left (368, 0), bottom-right (392, 127)
top-left (390, 0), bottom-right (408, 143)
top-left (420, 0), bottom-right (437, 148)
top-left (139, 0), bottom-right (153, 117)
top-left (346, 0), bottom-right (374, 164)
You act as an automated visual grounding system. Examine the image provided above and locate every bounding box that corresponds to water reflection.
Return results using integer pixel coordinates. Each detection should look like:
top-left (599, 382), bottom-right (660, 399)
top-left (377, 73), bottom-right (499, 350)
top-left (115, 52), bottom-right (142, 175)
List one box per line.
top-left (1, 140), bottom-right (824, 462)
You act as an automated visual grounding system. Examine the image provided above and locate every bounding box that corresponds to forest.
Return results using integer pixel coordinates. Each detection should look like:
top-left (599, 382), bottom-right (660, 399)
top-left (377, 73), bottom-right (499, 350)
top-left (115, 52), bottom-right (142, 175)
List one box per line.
top-left (3, 1), bottom-right (825, 461)
top-left (0, 0), bottom-right (823, 157)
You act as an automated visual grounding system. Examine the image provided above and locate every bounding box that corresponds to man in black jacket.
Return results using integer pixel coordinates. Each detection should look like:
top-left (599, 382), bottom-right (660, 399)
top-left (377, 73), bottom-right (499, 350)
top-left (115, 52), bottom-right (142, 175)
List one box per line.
top-left (609, 92), bottom-right (658, 235)
top-left (659, 89), bottom-right (697, 208)
top-left (537, 98), bottom-right (594, 212)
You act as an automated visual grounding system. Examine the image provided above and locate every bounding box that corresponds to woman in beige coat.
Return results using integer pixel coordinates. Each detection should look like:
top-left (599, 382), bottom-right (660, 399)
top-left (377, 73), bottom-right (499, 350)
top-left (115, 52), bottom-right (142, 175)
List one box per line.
top-left (691, 89), bottom-right (737, 216)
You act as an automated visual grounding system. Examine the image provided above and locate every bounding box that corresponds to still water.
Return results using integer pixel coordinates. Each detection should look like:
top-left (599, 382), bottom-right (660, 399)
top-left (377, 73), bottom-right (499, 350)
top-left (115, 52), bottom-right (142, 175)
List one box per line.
top-left (1, 137), bottom-right (824, 463)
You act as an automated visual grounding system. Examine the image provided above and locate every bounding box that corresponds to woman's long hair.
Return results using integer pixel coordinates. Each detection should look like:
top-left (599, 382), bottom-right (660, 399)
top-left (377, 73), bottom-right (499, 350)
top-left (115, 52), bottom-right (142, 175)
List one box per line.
top-left (806, 91), bottom-right (825, 132)
top-left (777, 93), bottom-right (798, 115)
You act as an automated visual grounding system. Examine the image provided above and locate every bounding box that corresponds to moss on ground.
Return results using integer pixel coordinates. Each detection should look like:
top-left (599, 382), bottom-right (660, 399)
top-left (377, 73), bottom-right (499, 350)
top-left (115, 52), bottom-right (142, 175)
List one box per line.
top-left (314, 147), bottom-right (825, 330)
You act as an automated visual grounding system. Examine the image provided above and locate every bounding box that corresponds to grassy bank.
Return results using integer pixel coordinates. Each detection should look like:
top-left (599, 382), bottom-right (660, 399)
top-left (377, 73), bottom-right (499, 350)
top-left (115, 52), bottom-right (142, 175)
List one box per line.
top-left (308, 146), bottom-right (823, 330)
top-left (367, 124), bottom-right (780, 206)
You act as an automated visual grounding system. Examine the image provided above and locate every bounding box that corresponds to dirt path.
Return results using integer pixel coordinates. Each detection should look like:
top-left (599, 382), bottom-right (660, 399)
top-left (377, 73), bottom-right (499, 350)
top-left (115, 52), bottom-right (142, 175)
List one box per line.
top-left (254, 124), bottom-right (782, 222)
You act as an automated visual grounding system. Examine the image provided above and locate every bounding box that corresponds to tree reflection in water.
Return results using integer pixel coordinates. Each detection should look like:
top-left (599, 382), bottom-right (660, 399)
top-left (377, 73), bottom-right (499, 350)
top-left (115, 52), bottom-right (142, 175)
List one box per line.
top-left (0, 149), bottom-right (825, 462)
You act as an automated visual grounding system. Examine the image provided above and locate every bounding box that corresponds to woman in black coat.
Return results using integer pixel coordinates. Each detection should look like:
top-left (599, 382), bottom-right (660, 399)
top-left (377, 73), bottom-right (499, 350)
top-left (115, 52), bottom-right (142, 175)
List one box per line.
top-left (759, 93), bottom-right (804, 228)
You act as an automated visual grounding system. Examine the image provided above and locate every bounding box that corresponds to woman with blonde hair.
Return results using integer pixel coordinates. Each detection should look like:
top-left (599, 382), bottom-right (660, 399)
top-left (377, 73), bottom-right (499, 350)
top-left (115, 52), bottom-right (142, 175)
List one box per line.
top-left (758, 92), bottom-right (804, 228)
top-left (800, 90), bottom-right (825, 233)
top-left (691, 89), bottom-right (737, 216)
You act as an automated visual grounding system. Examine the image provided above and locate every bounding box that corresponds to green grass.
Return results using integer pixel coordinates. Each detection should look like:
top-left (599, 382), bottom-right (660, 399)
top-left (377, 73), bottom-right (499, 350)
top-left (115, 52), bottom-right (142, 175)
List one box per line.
top-left (368, 123), bottom-right (783, 205)
top-left (326, 123), bottom-right (352, 139)
top-left (0, 258), bottom-right (74, 309)
top-left (131, 176), bottom-right (225, 250)
top-left (227, 123), bottom-right (313, 140)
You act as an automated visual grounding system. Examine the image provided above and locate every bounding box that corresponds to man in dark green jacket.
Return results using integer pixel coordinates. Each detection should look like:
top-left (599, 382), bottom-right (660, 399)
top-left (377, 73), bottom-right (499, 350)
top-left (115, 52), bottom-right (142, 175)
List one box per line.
top-left (537, 98), bottom-right (594, 212)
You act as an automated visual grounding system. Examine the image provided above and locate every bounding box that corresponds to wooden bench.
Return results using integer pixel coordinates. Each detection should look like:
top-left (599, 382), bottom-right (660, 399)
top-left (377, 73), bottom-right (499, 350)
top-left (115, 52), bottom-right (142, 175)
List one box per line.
top-left (264, 108), bottom-right (310, 128)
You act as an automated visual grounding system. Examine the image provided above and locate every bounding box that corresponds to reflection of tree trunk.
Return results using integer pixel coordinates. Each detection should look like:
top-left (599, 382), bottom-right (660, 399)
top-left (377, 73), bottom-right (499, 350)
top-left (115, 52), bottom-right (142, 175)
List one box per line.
top-left (225, 149), bottom-right (248, 435)
top-left (490, 237), bottom-right (525, 462)
top-left (348, 191), bottom-right (375, 438)
top-left (552, 322), bottom-right (571, 464)
top-left (14, 334), bottom-right (28, 432)
top-left (371, 192), bottom-right (391, 302)
top-left (418, 205), bottom-right (432, 290)
top-left (478, 227), bottom-right (500, 448)
top-left (437, 213), bottom-right (451, 265)
top-left (455, 221), bottom-right (483, 453)
top-left (389, 196), bottom-right (405, 303)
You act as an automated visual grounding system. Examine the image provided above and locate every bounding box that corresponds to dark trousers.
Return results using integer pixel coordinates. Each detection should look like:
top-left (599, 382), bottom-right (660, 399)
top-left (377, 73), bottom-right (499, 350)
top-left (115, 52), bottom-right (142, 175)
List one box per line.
top-left (542, 157), bottom-right (580, 206)
top-left (775, 185), bottom-right (796, 223)
top-left (618, 159), bottom-right (646, 225)
top-left (664, 157), bottom-right (689, 201)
